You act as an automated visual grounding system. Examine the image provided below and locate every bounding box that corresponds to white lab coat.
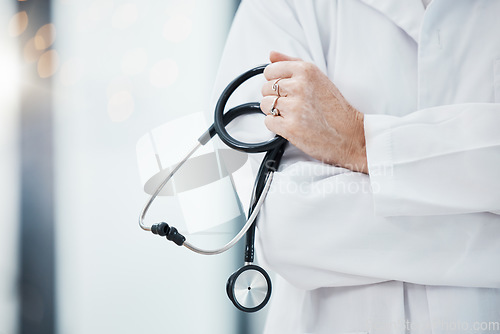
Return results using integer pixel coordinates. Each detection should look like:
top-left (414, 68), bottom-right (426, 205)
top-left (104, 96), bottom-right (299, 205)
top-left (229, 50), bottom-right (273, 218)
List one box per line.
top-left (211, 0), bottom-right (500, 333)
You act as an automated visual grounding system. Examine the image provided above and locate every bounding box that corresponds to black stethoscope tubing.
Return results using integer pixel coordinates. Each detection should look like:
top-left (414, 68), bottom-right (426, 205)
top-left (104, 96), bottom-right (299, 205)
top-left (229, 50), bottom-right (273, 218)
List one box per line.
top-left (213, 65), bottom-right (286, 153)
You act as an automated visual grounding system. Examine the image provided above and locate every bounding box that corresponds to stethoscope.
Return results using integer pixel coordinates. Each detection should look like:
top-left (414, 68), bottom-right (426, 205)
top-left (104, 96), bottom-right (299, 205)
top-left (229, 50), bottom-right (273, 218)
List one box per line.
top-left (139, 64), bottom-right (287, 312)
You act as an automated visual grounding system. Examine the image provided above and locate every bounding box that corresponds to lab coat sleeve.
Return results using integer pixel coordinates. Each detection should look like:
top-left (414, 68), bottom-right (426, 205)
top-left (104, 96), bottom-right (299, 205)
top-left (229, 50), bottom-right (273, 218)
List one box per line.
top-left (364, 103), bottom-right (500, 216)
top-left (257, 159), bottom-right (500, 290)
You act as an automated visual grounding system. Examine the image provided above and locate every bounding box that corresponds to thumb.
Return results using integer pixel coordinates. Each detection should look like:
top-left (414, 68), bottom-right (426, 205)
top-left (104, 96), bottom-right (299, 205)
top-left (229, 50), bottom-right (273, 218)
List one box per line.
top-left (269, 50), bottom-right (302, 63)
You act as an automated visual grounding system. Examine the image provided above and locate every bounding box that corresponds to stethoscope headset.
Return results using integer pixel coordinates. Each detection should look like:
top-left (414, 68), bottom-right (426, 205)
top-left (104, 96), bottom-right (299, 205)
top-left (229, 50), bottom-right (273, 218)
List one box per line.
top-left (139, 64), bottom-right (287, 312)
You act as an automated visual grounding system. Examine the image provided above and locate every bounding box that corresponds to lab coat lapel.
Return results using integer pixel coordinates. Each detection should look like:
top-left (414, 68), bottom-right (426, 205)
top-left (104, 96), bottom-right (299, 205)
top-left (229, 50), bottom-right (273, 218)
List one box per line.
top-left (358, 0), bottom-right (425, 42)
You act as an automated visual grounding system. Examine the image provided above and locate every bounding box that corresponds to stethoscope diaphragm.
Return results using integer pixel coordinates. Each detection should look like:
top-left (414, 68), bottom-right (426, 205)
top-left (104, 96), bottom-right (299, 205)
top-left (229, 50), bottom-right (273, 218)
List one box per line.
top-left (226, 264), bottom-right (272, 313)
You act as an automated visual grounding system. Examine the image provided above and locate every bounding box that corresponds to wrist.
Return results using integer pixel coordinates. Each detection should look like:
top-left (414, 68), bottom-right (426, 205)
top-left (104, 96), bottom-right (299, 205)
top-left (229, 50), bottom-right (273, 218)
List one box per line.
top-left (349, 110), bottom-right (369, 174)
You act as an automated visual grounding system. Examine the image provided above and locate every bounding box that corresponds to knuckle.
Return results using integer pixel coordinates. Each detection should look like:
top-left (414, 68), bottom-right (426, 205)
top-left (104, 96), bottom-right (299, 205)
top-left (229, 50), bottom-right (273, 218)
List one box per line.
top-left (287, 80), bottom-right (302, 96)
top-left (297, 61), bottom-right (309, 72)
top-left (299, 62), bottom-right (317, 77)
top-left (263, 65), bottom-right (275, 80)
top-left (295, 81), bottom-right (307, 94)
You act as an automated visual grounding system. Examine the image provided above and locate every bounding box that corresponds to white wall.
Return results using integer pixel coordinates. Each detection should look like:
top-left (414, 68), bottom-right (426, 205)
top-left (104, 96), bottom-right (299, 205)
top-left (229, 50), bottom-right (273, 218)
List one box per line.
top-left (53, 1), bottom-right (245, 333)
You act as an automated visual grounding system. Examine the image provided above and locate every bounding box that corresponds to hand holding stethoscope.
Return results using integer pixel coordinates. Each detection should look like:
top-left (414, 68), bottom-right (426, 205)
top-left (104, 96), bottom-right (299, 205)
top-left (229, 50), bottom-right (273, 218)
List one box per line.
top-left (260, 51), bottom-right (368, 174)
top-left (138, 52), bottom-right (367, 312)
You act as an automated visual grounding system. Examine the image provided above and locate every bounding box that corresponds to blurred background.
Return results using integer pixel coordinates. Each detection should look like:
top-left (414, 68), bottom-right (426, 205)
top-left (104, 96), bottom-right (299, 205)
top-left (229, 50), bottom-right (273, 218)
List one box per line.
top-left (0, 0), bottom-right (269, 333)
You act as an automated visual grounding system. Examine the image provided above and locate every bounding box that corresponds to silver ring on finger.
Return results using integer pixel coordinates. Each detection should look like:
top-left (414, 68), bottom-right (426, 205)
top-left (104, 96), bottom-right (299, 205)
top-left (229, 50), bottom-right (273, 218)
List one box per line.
top-left (270, 96), bottom-right (280, 116)
top-left (272, 78), bottom-right (282, 97)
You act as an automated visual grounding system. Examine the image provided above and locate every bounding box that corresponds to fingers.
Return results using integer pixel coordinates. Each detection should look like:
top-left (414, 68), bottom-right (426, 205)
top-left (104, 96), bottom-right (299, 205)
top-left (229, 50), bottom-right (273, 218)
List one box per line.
top-left (269, 50), bottom-right (302, 63)
top-left (259, 91), bottom-right (286, 137)
top-left (264, 51), bottom-right (303, 80)
top-left (264, 57), bottom-right (315, 81)
top-left (261, 78), bottom-right (291, 97)
top-left (264, 114), bottom-right (283, 137)
top-left (260, 96), bottom-right (281, 116)
top-left (260, 96), bottom-right (297, 116)
top-left (264, 61), bottom-right (297, 80)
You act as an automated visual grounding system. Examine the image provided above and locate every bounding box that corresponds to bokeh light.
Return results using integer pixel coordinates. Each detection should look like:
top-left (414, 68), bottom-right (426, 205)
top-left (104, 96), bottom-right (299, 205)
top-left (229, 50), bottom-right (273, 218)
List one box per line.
top-left (87, 0), bottom-right (114, 21)
top-left (24, 38), bottom-right (44, 63)
top-left (112, 3), bottom-right (138, 30)
top-left (163, 15), bottom-right (192, 43)
top-left (149, 58), bottom-right (179, 88)
top-left (106, 76), bottom-right (134, 99)
top-left (166, 0), bottom-right (195, 17)
top-left (8, 11), bottom-right (28, 37)
top-left (107, 90), bottom-right (134, 122)
top-left (34, 23), bottom-right (56, 50)
top-left (121, 48), bottom-right (148, 75)
top-left (38, 49), bottom-right (60, 78)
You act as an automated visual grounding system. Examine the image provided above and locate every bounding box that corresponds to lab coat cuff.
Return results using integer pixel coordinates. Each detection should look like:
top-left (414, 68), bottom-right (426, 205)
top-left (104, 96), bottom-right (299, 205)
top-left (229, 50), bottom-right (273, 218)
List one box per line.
top-left (364, 114), bottom-right (398, 216)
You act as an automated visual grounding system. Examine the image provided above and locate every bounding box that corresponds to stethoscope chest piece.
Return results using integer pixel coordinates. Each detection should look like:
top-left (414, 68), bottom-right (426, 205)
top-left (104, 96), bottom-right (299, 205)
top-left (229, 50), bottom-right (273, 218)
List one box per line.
top-left (226, 264), bottom-right (272, 313)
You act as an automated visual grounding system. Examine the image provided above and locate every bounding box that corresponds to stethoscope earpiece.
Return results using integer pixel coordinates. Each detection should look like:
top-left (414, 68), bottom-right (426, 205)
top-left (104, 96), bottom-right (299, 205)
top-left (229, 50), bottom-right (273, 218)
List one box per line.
top-left (226, 265), bottom-right (272, 313)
